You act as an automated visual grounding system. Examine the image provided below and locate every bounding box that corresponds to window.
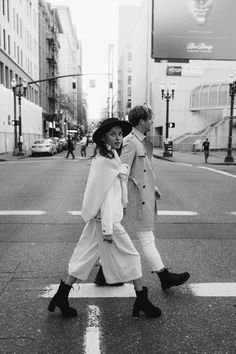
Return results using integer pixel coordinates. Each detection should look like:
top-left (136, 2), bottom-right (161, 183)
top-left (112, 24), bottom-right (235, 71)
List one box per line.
top-left (7, 34), bottom-right (10, 55)
top-left (17, 45), bottom-right (19, 63)
top-left (3, 29), bottom-right (6, 50)
top-left (128, 52), bottom-right (132, 61)
top-left (128, 87), bottom-right (132, 97)
top-left (0, 62), bottom-right (4, 84)
top-left (5, 65), bottom-right (9, 88)
top-left (7, 0), bottom-right (9, 21)
top-left (218, 84), bottom-right (228, 106)
top-left (16, 13), bottom-right (19, 35)
top-left (209, 85), bottom-right (218, 107)
top-left (200, 86), bottom-right (209, 107)
top-left (2, 0), bottom-right (5, 15)
top-left (128, 75), bottom-right (132, 85)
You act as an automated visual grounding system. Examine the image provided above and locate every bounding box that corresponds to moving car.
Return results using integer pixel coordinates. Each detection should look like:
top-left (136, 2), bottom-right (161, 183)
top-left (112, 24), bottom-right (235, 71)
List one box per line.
top-left (31, 139), bottom-right (57, 156)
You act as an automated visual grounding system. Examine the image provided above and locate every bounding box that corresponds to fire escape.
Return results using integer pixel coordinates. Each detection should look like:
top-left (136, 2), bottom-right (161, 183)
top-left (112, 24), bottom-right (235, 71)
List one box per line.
top-left (46, 23), bottom-right (59, 137)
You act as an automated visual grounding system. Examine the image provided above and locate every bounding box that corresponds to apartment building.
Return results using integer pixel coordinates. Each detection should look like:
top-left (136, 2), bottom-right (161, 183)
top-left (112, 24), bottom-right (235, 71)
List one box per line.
top-left (0, 0), bottom-right (42, 153)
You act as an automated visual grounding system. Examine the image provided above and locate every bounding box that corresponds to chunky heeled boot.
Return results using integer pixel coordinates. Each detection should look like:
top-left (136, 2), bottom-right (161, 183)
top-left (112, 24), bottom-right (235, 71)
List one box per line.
top-left (94, 266), bottom-right (124, 287)
top-left (133, 287), bottom-right (162, 318)
top-left (47, 280), bottom-right (77, 317)
top-left (157, 268), bottom-right (190, 290)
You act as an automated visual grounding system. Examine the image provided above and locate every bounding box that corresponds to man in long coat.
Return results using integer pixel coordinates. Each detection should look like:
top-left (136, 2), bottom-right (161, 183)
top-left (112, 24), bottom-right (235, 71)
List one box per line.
top-left (94, 105), bottom-right (190, 290)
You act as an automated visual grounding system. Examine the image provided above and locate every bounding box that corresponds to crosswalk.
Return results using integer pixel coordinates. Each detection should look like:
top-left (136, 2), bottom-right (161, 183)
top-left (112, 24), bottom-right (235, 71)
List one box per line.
top-left (0, 210), bottom-right (236, 216)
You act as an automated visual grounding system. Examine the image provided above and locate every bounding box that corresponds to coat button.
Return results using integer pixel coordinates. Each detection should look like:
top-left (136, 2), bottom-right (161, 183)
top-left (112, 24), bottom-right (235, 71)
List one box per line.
top-left (144, 169), bottom-right (146, 172)
top-left (142, 201), bottom-right (145, 205)
top-left (143, 185), bottom-right (145, 188)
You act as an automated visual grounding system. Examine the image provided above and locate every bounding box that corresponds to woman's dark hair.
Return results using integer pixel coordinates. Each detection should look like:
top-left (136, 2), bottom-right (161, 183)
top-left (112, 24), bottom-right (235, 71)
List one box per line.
top-left (92, 139), bottom-right (123, 159)
top-left (128, 104), bottom-right (152, 127)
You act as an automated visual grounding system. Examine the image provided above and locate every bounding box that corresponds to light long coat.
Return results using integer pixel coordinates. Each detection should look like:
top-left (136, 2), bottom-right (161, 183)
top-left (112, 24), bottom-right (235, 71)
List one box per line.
top-left (121, 128), bottom-right (157, 231)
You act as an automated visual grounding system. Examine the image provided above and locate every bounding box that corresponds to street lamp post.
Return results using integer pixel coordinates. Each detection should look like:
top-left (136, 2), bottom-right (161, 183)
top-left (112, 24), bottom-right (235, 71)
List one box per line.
top-left (225, 74), bottom-right (235, 163)
top-left (161, 82), bottom-right (175, 157)
top-left (11, 78), bottom-right (28, 156)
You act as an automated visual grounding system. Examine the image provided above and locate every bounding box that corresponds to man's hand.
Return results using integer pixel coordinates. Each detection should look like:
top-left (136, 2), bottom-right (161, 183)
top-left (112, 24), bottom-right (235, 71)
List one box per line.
top-left (155, 186), bottom-right (161, 200)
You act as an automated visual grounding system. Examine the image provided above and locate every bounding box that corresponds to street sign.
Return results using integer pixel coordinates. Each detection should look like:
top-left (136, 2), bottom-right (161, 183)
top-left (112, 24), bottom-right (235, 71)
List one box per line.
top-left (168, 122), bottom-right (175, 128)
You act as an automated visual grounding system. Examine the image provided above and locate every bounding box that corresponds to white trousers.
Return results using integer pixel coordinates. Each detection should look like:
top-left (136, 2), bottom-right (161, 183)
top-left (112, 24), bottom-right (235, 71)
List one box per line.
top-left (68, 219), bottom-right (142, 284)
top-left (136, 231), bottom-right (164, 272)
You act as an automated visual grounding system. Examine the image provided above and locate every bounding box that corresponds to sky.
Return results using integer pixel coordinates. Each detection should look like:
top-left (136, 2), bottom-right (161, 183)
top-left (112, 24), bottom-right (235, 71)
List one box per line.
top-left (49, 0), bottom-right (143, 121)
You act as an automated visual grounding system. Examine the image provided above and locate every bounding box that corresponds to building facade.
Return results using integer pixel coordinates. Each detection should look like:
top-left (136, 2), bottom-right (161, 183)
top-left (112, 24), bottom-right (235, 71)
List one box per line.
top-left (120, 0), bottom-right (236, 150)
top-left (0, 0), bottom-right (42, 153)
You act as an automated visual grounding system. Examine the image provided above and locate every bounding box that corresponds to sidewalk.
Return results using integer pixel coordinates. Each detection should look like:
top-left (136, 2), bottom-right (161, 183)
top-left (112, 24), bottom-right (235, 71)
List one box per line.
top-left (153, 148), bottom-right (236, 165)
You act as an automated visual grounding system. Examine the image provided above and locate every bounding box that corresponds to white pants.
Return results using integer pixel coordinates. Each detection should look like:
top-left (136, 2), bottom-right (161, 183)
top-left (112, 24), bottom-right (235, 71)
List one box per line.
top-left (136, 231), bottom-right (164, 272)
top-left (68, 219), bottom-right (142, 283)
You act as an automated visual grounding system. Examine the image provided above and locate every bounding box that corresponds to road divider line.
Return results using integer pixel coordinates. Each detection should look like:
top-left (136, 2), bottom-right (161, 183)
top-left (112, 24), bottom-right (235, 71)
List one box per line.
top-left (157, 211), bottom-right (198, 216)
top-left (0, 210), bottom-right (46, 215)
top-left (84, 305), bottom-right (101, 354)
top-left (197, 166), bottom-right (236, 178)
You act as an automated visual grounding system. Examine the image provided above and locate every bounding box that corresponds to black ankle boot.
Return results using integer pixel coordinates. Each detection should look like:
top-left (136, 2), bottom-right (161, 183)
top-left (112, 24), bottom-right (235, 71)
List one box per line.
top-left (47, 280), bottom-right (77, 317)
top-left (94, 266), bottom-right (124, 287)
top-left (158, 268), bottom-right (190, 290)
top-left (133, 287), bottom-right (162, 318)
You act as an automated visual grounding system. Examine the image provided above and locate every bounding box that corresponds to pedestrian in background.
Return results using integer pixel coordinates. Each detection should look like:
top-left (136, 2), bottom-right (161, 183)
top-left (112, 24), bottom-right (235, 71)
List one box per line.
top-left (65, 135), bottom-right (75, 159)
top-left (48, 118), bottom-right (161, 319)
top-left (80, 134), bottom-right (88, 158)
top-left (94, 105), bottom-right (190, 290)
top-left (202, 138), bottom-right (210, 163)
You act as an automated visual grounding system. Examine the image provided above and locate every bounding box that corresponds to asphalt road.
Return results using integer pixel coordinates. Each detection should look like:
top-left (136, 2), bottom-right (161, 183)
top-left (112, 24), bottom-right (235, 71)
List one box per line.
top-left (0, 150), bottom-right (235, 354)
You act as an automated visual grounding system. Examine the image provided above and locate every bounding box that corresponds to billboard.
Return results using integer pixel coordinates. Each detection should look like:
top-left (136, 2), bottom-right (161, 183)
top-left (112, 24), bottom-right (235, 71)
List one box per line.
top-left (151, 0), bottom-right (236, 61)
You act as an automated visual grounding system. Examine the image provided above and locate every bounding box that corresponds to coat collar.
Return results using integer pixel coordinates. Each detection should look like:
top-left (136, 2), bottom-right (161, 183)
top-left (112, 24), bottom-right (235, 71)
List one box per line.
top-left (131, 127), bottom-right (146, 142)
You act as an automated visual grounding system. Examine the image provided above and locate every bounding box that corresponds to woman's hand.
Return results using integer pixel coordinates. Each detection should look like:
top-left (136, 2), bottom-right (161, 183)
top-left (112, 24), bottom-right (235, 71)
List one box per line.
top-left (103, 234), bottom-right (113, 244)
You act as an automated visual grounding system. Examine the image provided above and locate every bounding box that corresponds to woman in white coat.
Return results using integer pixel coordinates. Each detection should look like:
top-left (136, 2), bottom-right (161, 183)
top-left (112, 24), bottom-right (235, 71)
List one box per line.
top-left (47, 118), bottom-right (161, 319)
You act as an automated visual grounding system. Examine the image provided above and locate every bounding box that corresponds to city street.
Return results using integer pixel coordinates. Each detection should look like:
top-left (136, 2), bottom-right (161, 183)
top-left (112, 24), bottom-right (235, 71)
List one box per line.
top-left (0, 148), bottom-right (235, 354)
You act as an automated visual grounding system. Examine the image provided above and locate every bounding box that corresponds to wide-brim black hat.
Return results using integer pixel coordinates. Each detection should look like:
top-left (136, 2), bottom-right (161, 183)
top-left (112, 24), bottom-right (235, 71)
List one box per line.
top-left (92, 118), bottom-right (132, 144)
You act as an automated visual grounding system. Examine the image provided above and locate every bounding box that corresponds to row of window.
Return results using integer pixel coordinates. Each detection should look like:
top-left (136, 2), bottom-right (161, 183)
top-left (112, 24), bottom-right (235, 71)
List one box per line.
top-left (190, 83), bottom-right (231, 110)
top-left (0, 60), bottom-right (39, 105)
top-left (0, 26), bottom-right (37, 76)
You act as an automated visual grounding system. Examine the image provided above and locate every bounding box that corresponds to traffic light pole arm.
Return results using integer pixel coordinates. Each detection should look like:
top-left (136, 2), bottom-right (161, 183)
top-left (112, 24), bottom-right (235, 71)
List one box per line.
top-left (27, 72), bottom-right (111, 86)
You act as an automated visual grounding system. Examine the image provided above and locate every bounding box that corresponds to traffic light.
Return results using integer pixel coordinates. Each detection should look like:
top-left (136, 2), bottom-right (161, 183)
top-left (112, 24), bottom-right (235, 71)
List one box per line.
top-left (72, 79), bottom-right (76, 89)
top-left (168, 122), bottom-right (175, 128)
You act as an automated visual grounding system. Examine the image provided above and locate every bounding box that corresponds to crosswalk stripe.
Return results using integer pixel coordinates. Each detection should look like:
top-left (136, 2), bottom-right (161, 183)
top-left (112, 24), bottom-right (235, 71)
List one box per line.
top-left (157, 211), bottom-right (198, 216)
top-left (189, 283), bottom-right (236, 297)
top-left (41, 283), bottom-right (236, 298)
top-left (41, 283), bottom-right (136, 298)
top-left (0, 210), bottom-right (46, 215)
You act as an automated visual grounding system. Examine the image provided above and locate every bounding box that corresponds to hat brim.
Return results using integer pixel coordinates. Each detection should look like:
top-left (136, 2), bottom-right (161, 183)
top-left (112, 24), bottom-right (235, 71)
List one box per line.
top-left (93, 121), bottom-right (132, 144)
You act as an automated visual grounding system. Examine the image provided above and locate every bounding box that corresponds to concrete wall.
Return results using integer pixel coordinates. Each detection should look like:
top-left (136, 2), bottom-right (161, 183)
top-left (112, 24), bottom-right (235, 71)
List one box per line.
top-left (0, 85), bottom-right (42, 153)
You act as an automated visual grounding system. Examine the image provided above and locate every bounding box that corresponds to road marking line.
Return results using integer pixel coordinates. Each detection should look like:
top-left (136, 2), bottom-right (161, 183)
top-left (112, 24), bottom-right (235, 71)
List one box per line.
top-left (227, 212), bottom-right (236, 215)
top-left (189, 283), bottom-right (236, 297)
top-left (176, 163), bottom-right (193, 167)
top-left (68, 210), bottom-right (82, 216)
top-left (41, 283), bottom-right (136, 298)
top-left (84, 305), bottom-right (101, 354)
top-left (0, 210), bottom-right (46, 215)
top-left (41, 283), bottom-right (236, 298)
top-left (69, 211), bottom-right (198, 217)
top-left (157, 211), bottom-right (198, 216)
top-left (197, 166), bottom-right (236, 178)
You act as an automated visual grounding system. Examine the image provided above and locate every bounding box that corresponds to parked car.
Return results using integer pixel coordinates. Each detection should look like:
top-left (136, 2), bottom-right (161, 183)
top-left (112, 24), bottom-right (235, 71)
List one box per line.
top-left (59, 138), bottom-right (67, 151)
top-left (31, 139), bottom-right (57, 156)
top-left (51, 137), bottom-right (63, 153)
